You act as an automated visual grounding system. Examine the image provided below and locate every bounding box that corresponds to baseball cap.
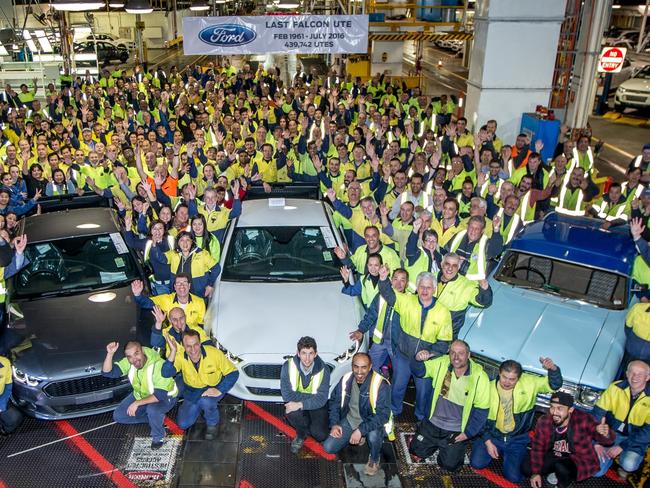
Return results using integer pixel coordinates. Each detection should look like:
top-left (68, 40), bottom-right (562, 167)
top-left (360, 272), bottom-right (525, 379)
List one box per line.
top-left (643, 188), bottom-right (650, 198)
top-left (643, 143), bottom-right (650, 151)
top-left (550, 391), bottom-right (574, 408)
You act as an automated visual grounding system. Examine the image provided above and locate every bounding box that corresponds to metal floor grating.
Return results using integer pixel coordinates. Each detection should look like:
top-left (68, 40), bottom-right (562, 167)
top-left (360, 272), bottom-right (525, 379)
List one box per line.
top-left (237, 440), bottom-right (343, 488)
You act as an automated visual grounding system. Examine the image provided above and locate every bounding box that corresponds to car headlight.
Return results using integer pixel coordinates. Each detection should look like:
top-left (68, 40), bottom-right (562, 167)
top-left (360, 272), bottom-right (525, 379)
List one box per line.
top-left (12, 366), bottom-right (43, 387)
top-left (334, 340), bottom-right (361, 364)
top-left (617, 87), bottom-right (627, 94)
top-left (214, 340), bottom-right (243, 364)
top-left (7, 303), bottom-right (26, 330)
top-left (578, 386), bottom-right (601, 408)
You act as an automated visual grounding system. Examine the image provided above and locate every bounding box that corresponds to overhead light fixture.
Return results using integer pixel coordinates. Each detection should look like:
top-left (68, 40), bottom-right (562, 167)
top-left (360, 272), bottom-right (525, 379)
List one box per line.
top-left (109, 0), bottom-right (125, 7)
top-left (124, 0), bottom-right (153, 13)
top-left (34, 30), bottom-right (53, 53)
top-left (276, 1), bottom-right (299, 8)
top-left (190, 0), bottom-right (210, 10)
top-left (612, 4), bottom-right (621, 8)
top-left (215, 0), bottom-right (226, 3)
top-left (51, 0), bottom-right (104, 11)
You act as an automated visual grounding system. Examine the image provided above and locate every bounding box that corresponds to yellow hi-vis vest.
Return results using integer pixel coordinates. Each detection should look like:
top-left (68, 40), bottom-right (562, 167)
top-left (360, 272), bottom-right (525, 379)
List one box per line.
top-left (496, 209), bottom-right (520, 245)
top-left (518, 190), bottom-right (536, 225)
top-left (555, 185), bottom-right (585, 217)
top-left (119, 348), bottom-right (178, 400)
top-left (622, 182), bottom-right (645, 201)
top-left (287, 359), bottom-right (324, 394)
top-left (449, 231), bottom-right (488, 281)
top-left (572, 147), bottom-right (594, 174)
top-left (340, 371), bottom-right (394, 436)
top-left (372, 296), bottom-right (395, 344)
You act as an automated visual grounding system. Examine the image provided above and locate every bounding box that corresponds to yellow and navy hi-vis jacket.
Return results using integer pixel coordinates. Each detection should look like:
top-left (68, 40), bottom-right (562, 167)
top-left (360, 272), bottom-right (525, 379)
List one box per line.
top-left (593, 380), bottom-right (650, 456)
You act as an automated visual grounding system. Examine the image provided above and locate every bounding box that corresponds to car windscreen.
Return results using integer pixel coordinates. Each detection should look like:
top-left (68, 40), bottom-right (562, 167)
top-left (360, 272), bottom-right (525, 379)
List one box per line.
top-left (495, 251), bottom-right (627, 310)
top-left (13, 233), bottom-right (140, 298)
top-left (635, 65), bottom-right (650, 79)
top-left (222, 226), bottom-right (343, 282)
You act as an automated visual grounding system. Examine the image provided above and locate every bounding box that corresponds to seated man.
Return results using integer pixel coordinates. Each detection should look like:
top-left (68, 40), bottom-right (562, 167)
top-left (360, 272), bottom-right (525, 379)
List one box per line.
top-left (163, 330), bottom-right (239, 440)
top-left (470, 357), bottom-right (562, 483)
top-left (323, 353), bottom-right (392, 477)
top-left (0, 354), bottom-right (24, 435)
top-left (522, 391), bottom-right (615, 488)
top-left (409, 340), bottom-right (490, 472)
top-left (280, 336), bottom-right (331, 454)
top-left (592, 360), bottom-right (650, 480)
top-left (102, 341), bottom-right (178, 449)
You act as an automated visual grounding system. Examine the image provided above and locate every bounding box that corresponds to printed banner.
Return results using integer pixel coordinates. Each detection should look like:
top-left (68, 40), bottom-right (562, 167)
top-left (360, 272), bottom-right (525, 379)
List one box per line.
top-left (183, 15), bottom-right (369, 55)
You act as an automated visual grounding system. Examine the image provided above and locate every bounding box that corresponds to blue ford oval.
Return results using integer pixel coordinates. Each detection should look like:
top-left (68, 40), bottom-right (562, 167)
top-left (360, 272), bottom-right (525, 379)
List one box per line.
top-left (198, 24), bottom-right (257, 47)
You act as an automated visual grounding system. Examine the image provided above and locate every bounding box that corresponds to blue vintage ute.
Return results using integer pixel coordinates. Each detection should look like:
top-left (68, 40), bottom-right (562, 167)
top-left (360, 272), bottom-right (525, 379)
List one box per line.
top-left (460, 212), bottom-right (638, 409)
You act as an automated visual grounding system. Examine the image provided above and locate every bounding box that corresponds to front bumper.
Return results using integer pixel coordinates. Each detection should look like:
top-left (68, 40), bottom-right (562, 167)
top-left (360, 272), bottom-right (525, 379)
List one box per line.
top-left (226, 353), bottom-right (356, 402)
top-left (616, 91), bottom-right (650, 108)
top-left (12, 375), bottom-right (132, 420)
top-left (470, 353), bottom-right (602, 411)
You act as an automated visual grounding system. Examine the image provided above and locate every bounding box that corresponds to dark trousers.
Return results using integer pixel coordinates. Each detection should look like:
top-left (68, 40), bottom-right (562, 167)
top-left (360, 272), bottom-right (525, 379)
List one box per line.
top-left (0, 404), bottom-right (24, 434)
top-left (409, 420), bottom-right (467, 472)
top-left (521, 451), bottom-right (578, 488)
top-left (286, 406), bottom-right (329, 442)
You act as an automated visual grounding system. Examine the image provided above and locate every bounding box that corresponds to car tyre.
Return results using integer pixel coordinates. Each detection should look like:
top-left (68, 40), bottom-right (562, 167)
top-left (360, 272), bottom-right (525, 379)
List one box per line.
top-left (120, 54), bottom-right (128, 63)
top-left (614, 102), bottom-right (626, 113)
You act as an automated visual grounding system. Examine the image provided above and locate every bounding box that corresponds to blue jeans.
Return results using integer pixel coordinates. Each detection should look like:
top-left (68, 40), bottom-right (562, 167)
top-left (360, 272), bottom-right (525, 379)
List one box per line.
top-left (113, 393), bottom-right (177, 442)
top-left (177, 394), bottom-right (223, 429)
top-left (368, 342), bottom-right (393, 373)
top-left (322, 418), bottom-right (384, 463)
top-left (470, 433), bottom-right (530, 483)
top-left (391, 351), bottom-right (432, 420)
top-left (594, 433), bottom-right (644, 476)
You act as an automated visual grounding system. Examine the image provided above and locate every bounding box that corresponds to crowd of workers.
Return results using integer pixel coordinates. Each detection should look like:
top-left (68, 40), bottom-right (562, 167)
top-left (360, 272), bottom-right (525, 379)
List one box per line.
top-left (0, 59), bottom-right (648, 487)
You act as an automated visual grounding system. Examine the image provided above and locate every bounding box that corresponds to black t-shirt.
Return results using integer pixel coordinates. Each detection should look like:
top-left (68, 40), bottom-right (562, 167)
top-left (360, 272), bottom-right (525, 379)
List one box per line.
top-left (552, 426), bottom-right (571, 458)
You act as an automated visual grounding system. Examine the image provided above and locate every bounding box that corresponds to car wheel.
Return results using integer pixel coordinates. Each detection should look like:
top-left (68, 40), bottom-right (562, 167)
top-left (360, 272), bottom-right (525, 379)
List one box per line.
top-left (614, 102), bottom-right (625, 113)
top-left (120, 54), bottom-right (128, 63)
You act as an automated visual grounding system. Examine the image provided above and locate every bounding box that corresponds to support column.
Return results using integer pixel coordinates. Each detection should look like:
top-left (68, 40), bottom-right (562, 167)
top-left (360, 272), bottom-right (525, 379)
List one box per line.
top-left (135, 15), bottom-right (145, 65)
top-left (465, 0), bottom-right (566, 143)
top-left (563, 0), bottom-right (611, 129)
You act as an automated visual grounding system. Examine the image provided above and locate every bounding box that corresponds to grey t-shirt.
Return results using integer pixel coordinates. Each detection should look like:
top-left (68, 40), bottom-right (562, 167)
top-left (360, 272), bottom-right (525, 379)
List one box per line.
top-left (430, 396), bottom-right (463, 432)
top-left (346, 381), bottom-right (363, 430)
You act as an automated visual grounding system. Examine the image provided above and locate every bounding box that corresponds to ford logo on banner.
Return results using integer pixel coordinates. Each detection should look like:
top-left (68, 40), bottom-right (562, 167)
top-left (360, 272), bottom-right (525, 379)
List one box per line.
top-left (198, 24), bottom-right (256, 47)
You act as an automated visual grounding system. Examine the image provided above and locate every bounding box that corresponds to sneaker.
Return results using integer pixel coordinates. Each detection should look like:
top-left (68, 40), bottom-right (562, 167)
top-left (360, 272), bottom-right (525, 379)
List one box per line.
top-left (204, 425), bottom-right (218, 441)
top-left (616, 468), bottom-right (630, 481)
top-left (364, 460), bottom-right (380, 476)
top-left (546, 473), bottom-right (558, 486)
top-left (290, 436), bottom-right (305, 454)
top-left (151, 439), bottom-right (164, 450)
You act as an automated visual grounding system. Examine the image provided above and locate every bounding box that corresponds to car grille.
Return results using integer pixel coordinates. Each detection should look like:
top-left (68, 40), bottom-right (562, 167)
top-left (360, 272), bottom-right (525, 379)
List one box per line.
top-left (243, 364), bottom-right (283, 380)
top-left (43, 375), bottom-right (129, 397)
top-left (50, 393), bottom-right (129, 414)
top-left (247, 387), bottom-right (281, 396)
top-left (470, 353), bottom-right (501, 380)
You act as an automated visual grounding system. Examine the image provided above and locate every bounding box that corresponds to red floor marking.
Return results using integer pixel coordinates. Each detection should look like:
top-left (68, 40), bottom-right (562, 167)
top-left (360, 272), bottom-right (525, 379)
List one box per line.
top-left (243, 400), bottom-right (336, 461)
top-left (238, 481), bottom-right (254, 488)
top-left (164, 416), bottom-right (184, 435)
top-left (472, 468), bottom-right (520, 488)
top-left (605, 469), bottom-right (627, 484)
top-left (0, 480), bottom-right (7, 488)
top-left (54, 421), bottom-right (137, 488)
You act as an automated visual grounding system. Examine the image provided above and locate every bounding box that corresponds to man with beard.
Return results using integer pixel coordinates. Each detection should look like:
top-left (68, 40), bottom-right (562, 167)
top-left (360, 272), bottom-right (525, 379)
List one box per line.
top-left (522, 391), bottom-right (615, 488)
